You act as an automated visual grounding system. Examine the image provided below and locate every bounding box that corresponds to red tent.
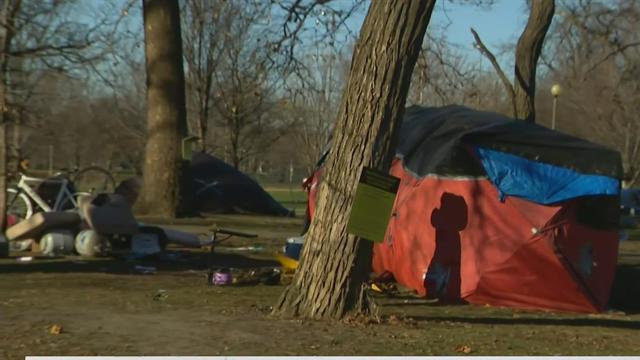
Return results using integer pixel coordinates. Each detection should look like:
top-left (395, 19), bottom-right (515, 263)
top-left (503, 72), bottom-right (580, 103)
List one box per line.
top-left (305, 106), bottom-right (622, 313)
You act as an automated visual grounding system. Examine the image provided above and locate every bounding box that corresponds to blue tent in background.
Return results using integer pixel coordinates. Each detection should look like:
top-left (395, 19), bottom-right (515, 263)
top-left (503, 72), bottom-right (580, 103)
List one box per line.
top-left (115, 152), bottom-right (293, 217)
top-left (190, 152), bottom-right (293, 216)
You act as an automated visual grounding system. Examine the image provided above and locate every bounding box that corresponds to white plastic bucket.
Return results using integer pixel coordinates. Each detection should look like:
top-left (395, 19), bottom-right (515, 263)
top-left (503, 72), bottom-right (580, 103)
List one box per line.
top-left (75, 229), bottom-right (110, 257)
top-left (9, 239), bottom-right (33, 252)
top-left (40, 230), bottom-right (75, 256)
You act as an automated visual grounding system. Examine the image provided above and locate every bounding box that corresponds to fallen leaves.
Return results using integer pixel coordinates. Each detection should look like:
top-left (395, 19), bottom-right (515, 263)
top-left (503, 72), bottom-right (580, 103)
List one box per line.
top-left (383, 314), bottom-right (417, 327)
top-left (152, 290), bottom-right (168, 301)
top-left (455, 344), bottom-right (472, 354)
top-left (49, 324), bottom-right (62, 335)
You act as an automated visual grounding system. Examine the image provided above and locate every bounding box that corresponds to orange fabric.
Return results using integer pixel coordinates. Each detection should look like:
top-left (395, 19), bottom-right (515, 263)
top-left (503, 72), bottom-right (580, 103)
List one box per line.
top-left (468, 234), bottom-right (597, 313)
top-left (370, 161), bottom-right (618, 313)
top-left (553, 218), bottom-right (619, 310)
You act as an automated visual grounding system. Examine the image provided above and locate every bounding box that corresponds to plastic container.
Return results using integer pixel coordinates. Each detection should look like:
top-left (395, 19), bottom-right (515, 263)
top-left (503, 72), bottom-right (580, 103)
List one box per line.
top-left (9, 239), bottom-right (32, 252)
top-left (40, 230), bottom-right (75, 256)
top-left (208, 268), bottom-right (232, 285)
top-left (284, 236), bottom-right (304, 260)
top-left (75, 229), bottom-right (110, 257)
top-left (131, 232), bottom-right (162, 256)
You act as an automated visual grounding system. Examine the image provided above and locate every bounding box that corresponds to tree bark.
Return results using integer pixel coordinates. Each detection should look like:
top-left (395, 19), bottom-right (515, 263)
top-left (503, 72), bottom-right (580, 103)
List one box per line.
top-left (0, 4), bottom-right (7, 234)
top-left (274, 0), bottom-right (436, 320)
top-left (514, 0), bottom-right (555, 122)
top-left (136, 0), bottom-right (188, 218)
top-left (0, 0), bottom-right (18, 233)
top-left (470, 0), bottom-right (554, 123)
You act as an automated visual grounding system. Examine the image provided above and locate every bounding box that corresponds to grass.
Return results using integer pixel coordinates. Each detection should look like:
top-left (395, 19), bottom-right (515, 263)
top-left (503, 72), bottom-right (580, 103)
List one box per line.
top-left (267, 187), bottom-right (308, 215)
top-left (626, 228), bottom-right (640, 241)
top-left (0, 216), bottom-right (639, 357)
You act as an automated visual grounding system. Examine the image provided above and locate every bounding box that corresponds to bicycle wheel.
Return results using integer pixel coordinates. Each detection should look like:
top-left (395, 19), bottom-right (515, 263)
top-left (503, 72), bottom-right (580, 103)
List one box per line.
top-left (6, 188), bottom-right (33, 222)
top-left (72, 166), bottom-right (116, 195)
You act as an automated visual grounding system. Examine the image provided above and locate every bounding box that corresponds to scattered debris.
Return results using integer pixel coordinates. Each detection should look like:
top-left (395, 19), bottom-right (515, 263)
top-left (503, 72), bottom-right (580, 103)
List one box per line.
top-left (219, 246), bottom-right (264, 252)
top-left (152, 290), bottom-right (168, 301)
top-left (208, 268), bottom-right (232, 285)
top-left (16, 256), bottom-right (33, 262)
top-left (134, 265), bottom-right (156, 274)
top-left (250, 304), bottom-right (273, 313)
top-left (344, 313), bottom-right (381, 327)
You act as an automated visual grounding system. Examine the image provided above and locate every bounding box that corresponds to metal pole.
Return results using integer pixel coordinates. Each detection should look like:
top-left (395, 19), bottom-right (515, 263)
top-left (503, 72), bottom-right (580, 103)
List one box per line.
top-left (48, 145), bottom-right (54, 175)
top-left (289, 160), bottom-right (294, 185)
top-left (551, 96), bottom-right (558, 130)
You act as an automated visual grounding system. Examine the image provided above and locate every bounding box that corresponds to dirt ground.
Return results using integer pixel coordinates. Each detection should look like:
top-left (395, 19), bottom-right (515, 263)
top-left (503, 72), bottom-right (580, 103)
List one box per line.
top-left (1, 215), bottom-right (639, 358)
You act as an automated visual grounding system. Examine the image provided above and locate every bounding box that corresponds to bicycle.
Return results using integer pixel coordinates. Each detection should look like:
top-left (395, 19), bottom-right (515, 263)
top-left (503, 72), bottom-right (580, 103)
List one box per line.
top-left (6, 166), bottom-right (116, 222)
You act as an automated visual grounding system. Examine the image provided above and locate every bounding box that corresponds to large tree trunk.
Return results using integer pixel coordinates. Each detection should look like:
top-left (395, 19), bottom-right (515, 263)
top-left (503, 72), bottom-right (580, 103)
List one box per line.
top-left (0, 0), bottom-right (17, 234)
top-left (514, 0), bottom-right (555, 122)
top-left (274, 0), bottom-right (436, 320)
top-left (0, 33), bottom-right (7, 236)
top-left (136, 0), bottom-right (188, 218)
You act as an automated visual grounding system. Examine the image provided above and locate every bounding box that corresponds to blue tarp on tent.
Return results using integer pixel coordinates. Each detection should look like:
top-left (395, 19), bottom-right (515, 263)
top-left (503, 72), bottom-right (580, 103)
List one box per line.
top-left (476, 147), bottom-right (620, 205)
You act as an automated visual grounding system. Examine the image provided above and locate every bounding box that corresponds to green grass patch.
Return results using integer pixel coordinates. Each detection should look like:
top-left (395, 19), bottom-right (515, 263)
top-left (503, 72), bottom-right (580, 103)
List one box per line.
top-left (267, 188), bottom-right (307, 215)
top-left (626, 228), bottom-right (640, 241)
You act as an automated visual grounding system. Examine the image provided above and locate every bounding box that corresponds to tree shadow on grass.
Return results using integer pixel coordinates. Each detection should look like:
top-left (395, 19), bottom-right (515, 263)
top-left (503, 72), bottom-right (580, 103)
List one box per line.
top-left (408, 314), bottom-right (640, 330)
top-left (608, 263), bottom-right (640, 314)
top-left (0, 250), bottom-right (279, 275)
top-left (376, 261), bottom-right (640, 327)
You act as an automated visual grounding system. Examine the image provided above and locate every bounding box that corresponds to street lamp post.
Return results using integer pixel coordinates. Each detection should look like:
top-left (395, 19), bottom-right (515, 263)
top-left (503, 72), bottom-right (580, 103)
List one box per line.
top-left (551, 84), bottom-right (562, 130)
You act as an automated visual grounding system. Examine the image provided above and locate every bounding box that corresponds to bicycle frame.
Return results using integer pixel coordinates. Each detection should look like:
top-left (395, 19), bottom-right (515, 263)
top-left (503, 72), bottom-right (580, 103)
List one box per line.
top-left (15, 174), bottom-right (78, 212)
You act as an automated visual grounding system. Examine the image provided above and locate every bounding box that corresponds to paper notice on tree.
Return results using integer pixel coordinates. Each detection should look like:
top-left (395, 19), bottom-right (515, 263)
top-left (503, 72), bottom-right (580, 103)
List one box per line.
top-left (347, 167), bottom-right (400, 242)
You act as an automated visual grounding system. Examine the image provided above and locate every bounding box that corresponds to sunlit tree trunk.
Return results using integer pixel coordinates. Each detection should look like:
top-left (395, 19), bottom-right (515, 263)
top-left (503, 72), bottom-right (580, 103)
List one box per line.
top-left (0, 0), bottom-right (18, 233)
top-left (471, 0), bottom-right (555, 123)
top-left (514, 0), bottom-right (555, 122)
top-left (274, 0), bottom-right (436, 319)
top-left (136, 0), bottom-right (188, 217)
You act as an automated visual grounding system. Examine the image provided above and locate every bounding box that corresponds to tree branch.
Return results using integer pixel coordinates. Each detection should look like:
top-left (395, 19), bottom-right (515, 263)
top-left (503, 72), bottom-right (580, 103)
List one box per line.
top-left (584, 41), bottom-right (640, 75)
top-left (470, 27), bottom-right (517, 117)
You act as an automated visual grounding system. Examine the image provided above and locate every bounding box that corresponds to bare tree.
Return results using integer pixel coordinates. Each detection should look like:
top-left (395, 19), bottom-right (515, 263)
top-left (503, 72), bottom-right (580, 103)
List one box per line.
top-left (471, 0), bottom-right (555, 122)
top-left (1, 0), bottom-right (128, 230)
top-left (409, 33), bottom-right (478, 107)
top-left (135, 0), bottom-right (188, 217)
top-left (540, 0), bottom-right (640, 186)
top-left (0, 0), bottom-right (11, 232)
top-left (288, 46), bottom-right (351, 173)
top-left (265, 0), bottom-right (365, 80)
top-left (274, 0), bottom-right (436, 319)
top-left (3, 0), bottom-right (132, 164)
top-left (181, 0), bottom-right (231, 152)
top-left (209, 1), bottom-right (290, 170)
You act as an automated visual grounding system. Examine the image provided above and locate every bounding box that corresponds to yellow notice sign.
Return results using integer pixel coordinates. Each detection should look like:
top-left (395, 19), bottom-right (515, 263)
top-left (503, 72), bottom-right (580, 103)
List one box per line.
top-left (347, 167), bottom-right (400, 242)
